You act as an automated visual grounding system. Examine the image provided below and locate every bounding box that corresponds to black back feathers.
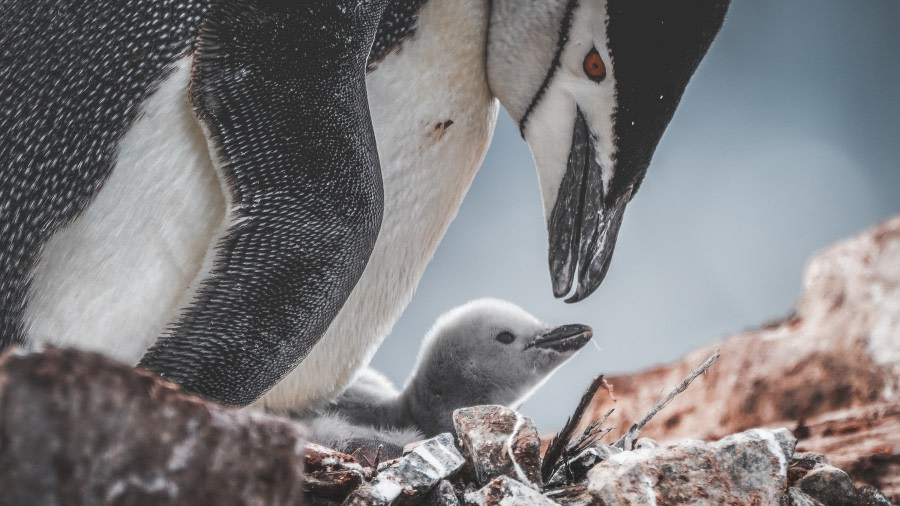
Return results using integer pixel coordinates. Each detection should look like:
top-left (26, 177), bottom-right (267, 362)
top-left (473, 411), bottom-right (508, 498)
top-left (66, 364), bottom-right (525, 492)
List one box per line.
top-left (138, 0), bottom-right (388, 405)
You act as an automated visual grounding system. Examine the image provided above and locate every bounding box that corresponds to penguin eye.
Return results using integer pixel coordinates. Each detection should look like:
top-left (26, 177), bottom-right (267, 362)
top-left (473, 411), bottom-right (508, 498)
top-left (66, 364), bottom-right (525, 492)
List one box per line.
top-left (495, 331), bottom-right (516, 345)
top-left (583, 47), bottom-right (607, 82)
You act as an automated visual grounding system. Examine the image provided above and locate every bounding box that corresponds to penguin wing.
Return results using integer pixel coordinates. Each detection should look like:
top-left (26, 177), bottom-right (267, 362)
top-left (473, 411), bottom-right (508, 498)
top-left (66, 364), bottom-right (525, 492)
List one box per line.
top-left (139, 0), bottom-right (385, 406)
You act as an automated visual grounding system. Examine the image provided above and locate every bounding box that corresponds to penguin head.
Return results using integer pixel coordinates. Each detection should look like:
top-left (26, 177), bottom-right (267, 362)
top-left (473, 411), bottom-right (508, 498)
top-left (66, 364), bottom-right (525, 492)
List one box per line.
top-left (410, 299), bottom-right (592, 413)
top-left (487, 0), bottom-right (730, 302)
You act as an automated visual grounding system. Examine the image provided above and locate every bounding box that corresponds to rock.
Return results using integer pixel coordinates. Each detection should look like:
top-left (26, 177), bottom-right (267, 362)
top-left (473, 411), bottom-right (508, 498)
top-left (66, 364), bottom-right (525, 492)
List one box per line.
top-left (796, 465), bottom-right (861, 506)
top-left (344, 433), bottom-right (465, 505)
top-left (858, 485), bottom-right (896, 506)
top-left (0, 347), bottom-right (306, 506)
top-left (633, 438), bottom-right (658, 450)
top-left (587, 428), bottom-right (797, 505)
top-left (583, 216), bottom-right (900, 500)
top-left (453, 405), bottom-right (543, 488)
top-left (422, 480), bottom-right (461, 506)
top-left (546, 445), bottom-right (623, 488)
top-left (463, 476), bottom-right (557, 506)
top-left (797, 403), bottom-right (899, 502)
top-left (305, 443), bottom-right (367, 502)
top-left (788, 488), bottom-right (824, 506)
top-left (788, 453), bottom-right (831, 487)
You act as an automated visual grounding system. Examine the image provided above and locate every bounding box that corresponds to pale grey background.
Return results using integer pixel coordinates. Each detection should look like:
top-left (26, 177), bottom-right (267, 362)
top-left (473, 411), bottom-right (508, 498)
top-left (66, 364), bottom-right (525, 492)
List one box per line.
top-left (372, 0), bottom-right (900, 430)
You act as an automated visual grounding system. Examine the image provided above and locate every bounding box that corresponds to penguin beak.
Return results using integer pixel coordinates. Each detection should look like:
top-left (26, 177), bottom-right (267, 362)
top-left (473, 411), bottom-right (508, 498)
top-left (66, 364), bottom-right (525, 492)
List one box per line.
top-left (526, 323), bottom-right (593, 353)
top-left (548, 108), bottom-right (628, 303)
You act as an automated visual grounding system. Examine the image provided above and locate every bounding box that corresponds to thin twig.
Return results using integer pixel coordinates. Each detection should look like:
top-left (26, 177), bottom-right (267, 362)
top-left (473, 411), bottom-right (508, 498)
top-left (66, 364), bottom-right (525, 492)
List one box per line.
top-left (567, 408), bottom-right (614, 454)
top-left (615, 351), bottom-right (720, 450)
top-left (542, 375), bottom-right (606, 483)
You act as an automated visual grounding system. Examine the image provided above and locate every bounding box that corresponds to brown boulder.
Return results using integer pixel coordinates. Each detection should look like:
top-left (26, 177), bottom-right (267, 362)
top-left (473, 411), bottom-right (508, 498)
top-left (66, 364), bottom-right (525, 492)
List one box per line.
top-left (0, 347), bottom-right (307, 506)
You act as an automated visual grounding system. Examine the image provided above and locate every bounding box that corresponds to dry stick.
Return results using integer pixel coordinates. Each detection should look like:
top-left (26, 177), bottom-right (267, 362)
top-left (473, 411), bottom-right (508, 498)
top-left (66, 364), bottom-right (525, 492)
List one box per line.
top-left (542, 374), bottom-right (606, 483)
top-left (568, 408), bottom-right (615, 454)
top-left (614, 350), bottom-right (720, 450)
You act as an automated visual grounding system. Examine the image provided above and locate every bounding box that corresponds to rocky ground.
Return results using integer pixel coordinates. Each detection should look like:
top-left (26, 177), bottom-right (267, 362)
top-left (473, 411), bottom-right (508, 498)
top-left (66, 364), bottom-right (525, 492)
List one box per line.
top-left (0, 347), bottom-right (892, 505)
top-left (586, 216), bottom-right (900, 501)
top-left (0, 217), bottom-right (896, 505)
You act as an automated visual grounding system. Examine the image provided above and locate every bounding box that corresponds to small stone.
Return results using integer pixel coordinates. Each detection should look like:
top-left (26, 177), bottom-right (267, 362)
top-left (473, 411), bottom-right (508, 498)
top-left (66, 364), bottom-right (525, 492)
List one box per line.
top-left (344, 433), bottom-right (465, 505)
top-left (633, 438), bottom-right (658, 450)
top-left (787, 487), bottom-right (825, 506)
top-left (796, 465), bottom-right (861, 506)
top-left (546, 445), bottom-right (623, 487)
top-left (794, 452), bottom-right (830, 465)
top-left (305, 443), bottom-right (367, 502)
top-left (453, 405), bottom-right (542, 488)
top-left (422, 480), bottom-right (460, 506)
top-left (587, 428), bottom-right (797, 505)
top-left (463, 476), bottom-right (557, 506)
top-left (788, 453), bottom-right (829, 486)
top-left (856, 485), bottom-right (895, 506)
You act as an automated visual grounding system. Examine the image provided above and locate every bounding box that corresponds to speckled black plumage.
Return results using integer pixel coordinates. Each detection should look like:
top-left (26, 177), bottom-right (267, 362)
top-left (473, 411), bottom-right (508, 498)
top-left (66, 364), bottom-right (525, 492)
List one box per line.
top-left (606, 0), bottom-right (730, 200)
top-left (1, 0), bottom-right (413, 406)
top-left (367, 0), bottom-right (429, 72)
top-left (0, 0), bottom-right (212, 349)
top-left (137, 0), bottom-right (387, 406)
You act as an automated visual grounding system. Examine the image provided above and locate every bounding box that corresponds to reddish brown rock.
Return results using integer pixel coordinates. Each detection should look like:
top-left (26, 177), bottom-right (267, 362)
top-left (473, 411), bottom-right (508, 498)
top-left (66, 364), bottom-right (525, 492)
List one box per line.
top-left (587, 428), bottom-right (797, 505)
top-left (453, 405), bottom-right (543, 488)
top-left (0, 347), bottom-right (306, 506)
top-left (463, 476), bottom-right (557, 506)
top-left (583, 216), bottom-right (900, 500)
top-left (304, 443), bottom-right (366, 502)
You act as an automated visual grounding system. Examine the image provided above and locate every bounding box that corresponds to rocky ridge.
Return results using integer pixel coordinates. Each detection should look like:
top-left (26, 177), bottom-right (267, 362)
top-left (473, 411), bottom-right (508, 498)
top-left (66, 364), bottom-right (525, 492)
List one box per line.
top-left (586, 216), bottom-right (900, 500)
top-left (0, 347), bottom-right (892, 505)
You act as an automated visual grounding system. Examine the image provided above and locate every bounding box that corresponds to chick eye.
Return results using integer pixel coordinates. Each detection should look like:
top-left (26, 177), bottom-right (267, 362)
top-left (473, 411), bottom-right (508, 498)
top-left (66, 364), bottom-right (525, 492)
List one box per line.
top-left (583, 47), bottom-right (607, 82)
top-left (495, 331), bottom-right (516, 344)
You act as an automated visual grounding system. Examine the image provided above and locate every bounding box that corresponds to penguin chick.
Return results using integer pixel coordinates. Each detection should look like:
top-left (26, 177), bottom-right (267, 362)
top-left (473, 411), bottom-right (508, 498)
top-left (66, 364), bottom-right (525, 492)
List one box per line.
top-left (297, 298), bottom-right (593, 453)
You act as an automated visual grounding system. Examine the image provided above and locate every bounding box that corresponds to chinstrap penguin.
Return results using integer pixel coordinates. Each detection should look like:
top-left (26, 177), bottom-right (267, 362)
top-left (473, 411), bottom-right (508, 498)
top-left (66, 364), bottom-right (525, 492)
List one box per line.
top-left (1, 1), bottom-right (729, 409)
top-left (296, 298), bottom-right (593, 457)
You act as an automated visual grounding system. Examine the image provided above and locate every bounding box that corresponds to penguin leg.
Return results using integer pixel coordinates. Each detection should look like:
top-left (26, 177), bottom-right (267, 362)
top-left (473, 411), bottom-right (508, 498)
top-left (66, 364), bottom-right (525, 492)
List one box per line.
top-left (138, 0), bottom-right (387, 406)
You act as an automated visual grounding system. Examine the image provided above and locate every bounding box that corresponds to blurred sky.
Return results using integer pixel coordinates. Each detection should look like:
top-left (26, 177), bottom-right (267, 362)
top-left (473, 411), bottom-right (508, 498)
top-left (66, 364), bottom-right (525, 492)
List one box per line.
top-left (372, 0), bottom-right (900, 430)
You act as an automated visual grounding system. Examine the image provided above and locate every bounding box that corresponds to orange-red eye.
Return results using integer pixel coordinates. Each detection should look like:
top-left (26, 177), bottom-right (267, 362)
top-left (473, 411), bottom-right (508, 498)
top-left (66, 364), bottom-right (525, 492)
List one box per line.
top-left (583, 48), bottom-right (607, 82)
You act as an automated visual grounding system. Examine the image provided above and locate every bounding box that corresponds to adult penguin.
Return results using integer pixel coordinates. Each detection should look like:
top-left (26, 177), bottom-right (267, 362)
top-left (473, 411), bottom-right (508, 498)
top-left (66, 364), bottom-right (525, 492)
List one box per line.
top-left (0, 0), bottom-right (388, 405)
top-left (0, 0), bottom-right (730, 408)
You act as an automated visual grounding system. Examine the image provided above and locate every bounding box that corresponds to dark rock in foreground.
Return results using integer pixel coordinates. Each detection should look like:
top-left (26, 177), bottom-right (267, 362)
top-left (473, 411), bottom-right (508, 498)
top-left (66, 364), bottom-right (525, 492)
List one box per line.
top-left (0, 348), bottom-right (306, 506)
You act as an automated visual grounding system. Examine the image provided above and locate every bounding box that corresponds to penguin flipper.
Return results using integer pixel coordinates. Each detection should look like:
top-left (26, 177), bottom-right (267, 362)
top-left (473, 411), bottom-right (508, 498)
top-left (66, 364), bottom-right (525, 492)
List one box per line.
top-left (138, 0), bottom-right (386, 406)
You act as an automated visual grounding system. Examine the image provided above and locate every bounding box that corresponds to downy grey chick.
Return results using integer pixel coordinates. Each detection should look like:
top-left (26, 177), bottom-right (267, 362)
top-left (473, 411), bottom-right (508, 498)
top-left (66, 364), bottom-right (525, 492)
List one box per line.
top-left (299, 298), bottom-right (592, 457)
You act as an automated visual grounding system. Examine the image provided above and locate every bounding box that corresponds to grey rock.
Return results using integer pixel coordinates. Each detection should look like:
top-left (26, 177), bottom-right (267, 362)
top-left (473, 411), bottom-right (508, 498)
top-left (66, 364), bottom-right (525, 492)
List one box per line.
top-left (794, 453), bottom-right (830, 465)
top-left (788, 454), bottom-right (829, 487)
top-left (633, 438), bottom-right (658, 450)
top-left (857, 485), bottom-right (895, 506)
top-left (422, 480), bottom-right (460, 506)
top-left (463, 476), bottom-right (557, 506)
top-left (796, 465), bottom-right (861, 506)
top-left (344, 433), bottom-right (464, 505)
top-left (587, 428), bottom-right (798, 505)
top-left (788, 487), bottom-right (825, 506)
top-left (0, 348), bottom-right (306, 506)
top-left (453, 405), bottom-right (542, 488)
top-left (546, 445), bottom-right (623, 488)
